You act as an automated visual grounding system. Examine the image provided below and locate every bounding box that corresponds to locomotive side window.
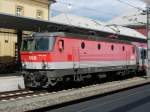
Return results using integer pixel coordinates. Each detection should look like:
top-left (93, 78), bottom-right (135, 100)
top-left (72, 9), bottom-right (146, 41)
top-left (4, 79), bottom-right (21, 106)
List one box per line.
top-left (122, 46), bottom-right (125, 51)
top-left (97, 44), bottom-right (101, 50)
top-left (111, 45), bottom-right (114, 51)
top-left (81, 42), bottom-right (85, 49)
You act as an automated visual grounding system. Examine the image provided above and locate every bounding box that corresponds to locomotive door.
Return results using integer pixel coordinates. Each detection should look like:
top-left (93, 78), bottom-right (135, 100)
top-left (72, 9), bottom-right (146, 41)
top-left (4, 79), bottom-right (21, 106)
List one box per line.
top-left (126, 50), bottom-right (129, 67)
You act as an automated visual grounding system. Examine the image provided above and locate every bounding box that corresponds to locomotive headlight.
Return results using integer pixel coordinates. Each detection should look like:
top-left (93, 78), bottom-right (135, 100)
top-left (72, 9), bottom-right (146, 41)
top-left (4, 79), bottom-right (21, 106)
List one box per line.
top-left (22, 62), bottom-right (26, 69)
top-left (42, 60), bottom-right (46, 69)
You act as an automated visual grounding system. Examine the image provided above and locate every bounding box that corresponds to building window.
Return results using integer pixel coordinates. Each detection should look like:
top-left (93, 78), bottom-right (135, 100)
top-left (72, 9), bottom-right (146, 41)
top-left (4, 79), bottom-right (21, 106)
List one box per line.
top-left (16, 6), bottom-right (24, 16)
top-left (36, 10), bottom-right (43, 19)
top-left (5, 40), bottom-right (8, 43)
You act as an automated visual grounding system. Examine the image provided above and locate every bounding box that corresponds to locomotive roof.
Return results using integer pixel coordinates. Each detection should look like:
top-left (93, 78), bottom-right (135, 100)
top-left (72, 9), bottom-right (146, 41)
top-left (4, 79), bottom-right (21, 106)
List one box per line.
top-left (31, 32), bottom-right (132, 44)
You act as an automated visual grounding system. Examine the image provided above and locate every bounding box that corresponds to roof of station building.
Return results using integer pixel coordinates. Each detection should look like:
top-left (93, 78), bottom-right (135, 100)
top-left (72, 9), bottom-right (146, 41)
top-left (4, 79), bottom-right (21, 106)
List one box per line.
top-left (107, 8), bottom-right (147, 27)
top-left (51, 13), bottom-right (147, 40)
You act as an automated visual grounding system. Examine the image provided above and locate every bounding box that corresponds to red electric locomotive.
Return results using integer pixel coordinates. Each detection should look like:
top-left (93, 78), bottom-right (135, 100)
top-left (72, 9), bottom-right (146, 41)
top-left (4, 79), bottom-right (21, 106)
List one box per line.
top-left (21, 32), bottom-right (147, 88)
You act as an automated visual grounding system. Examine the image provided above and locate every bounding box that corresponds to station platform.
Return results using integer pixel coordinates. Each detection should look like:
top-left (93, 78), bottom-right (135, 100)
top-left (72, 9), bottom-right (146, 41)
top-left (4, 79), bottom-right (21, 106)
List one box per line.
top-left (0, 76), bottom-right (25, 92)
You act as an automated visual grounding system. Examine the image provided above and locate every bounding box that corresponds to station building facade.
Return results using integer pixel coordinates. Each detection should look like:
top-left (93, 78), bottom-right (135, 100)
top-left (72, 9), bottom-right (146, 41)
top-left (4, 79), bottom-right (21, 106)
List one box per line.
top-left (0, 0), bottom-right (55, 70)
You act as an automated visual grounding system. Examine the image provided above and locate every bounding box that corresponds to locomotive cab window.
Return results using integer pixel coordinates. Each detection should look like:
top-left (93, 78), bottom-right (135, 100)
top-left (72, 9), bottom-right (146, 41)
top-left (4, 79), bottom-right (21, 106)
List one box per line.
top-left (81, 42), bottom-right (85, 49)
top-left (35, 38), bottom-right (49, 51)
top-left (21, 36), bottom-right (55, 52)
top-left (21, 39), bottom-right (34, 51)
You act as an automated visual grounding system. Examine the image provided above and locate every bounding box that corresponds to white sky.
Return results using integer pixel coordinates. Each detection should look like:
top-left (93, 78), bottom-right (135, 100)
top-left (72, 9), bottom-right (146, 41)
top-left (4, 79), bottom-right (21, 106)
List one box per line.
top-left (51, 0), bottom-right (146, 21)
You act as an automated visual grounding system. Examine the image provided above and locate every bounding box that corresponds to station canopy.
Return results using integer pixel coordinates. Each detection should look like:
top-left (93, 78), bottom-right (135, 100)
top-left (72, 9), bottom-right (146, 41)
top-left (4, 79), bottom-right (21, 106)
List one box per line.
top-left (0, 12), bottom-right (146, 42)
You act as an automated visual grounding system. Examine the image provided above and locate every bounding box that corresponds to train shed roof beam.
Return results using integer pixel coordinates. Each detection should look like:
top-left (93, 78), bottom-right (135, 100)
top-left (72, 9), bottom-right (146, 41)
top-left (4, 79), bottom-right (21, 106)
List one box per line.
top-left (16, 30), bottom-right (23, 69)
top-left (0, 13), bottom-right (110, 33)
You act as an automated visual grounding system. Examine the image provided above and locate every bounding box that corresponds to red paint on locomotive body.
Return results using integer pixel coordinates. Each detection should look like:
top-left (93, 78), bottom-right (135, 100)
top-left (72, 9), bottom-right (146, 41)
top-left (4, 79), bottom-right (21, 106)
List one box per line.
top-left (20, 32), bottom-right (147, 88)
top-left (21, 34), bottom-right (136, 70)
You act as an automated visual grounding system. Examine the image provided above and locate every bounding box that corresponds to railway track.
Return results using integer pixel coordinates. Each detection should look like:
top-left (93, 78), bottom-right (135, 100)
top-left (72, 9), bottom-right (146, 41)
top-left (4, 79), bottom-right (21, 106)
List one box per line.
top-left (0, 75), bottom-right (131, 102)
top-left (0, 89), bottom-right (49, 102)
top-left (0, 76), bottom-right (149, 112)
top-left (0, 76), bottom-right (145, 102)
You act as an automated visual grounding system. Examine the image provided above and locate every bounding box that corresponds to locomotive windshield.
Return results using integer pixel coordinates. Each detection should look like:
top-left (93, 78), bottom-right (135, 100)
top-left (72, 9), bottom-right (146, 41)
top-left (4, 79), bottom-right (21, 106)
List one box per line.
top-left (35, 38), bottom-right (49, 51)
top-left (21, 36), bottom-right (55, 51)
top-left (21, 39), bottom-right (34, 51)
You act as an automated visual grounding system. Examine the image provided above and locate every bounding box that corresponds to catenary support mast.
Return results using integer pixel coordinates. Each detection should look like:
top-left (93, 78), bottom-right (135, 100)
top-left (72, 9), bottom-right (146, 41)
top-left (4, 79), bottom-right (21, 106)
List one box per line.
top-left (17, 30), bottom-right (23, 70)
top-left (147, 6), bottom-right (150, 77)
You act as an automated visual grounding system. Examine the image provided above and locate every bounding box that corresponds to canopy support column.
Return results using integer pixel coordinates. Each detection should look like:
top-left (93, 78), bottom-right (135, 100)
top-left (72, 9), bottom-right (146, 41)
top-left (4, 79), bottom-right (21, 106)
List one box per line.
top-left (147, 6), bottom-right (150, 77)
top-left (17, 30), bottom-right (23, 70)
